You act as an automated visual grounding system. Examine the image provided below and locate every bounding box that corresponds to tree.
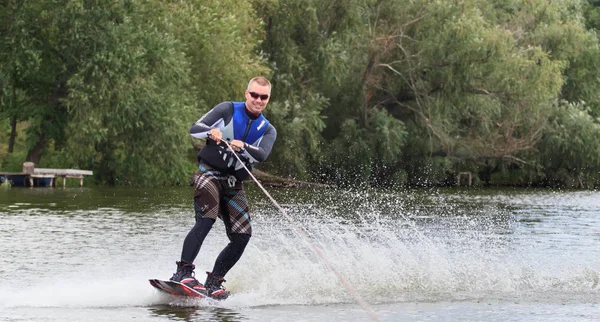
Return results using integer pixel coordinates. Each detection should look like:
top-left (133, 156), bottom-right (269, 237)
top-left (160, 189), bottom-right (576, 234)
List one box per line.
top-left (0, 1), bottom-right (196, 185)
top-left (64, 1), bottom-right (196, 185)
top-left (538, 101), bottom-right (600, 187)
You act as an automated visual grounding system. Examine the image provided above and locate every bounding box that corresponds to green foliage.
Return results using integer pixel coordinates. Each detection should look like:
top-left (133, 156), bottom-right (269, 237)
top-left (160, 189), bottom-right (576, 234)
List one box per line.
top-left (537, 101), bottom-right (600, 186)
top-left (253, 0), bottom-right (360, 180)
top-left (1, 149), bottom-right (26, 172)
top-left (3, 0), bottom-right (600, 188)
top-left (489, 168), bottom-right (539, 186)
top-left (263, 92), bottom-right (327, 178)
top-left (583, 0), bottom-right (600, 30)
top-left (1, 0), bottom-right (269, 186)
top-left (383, 0), bottom-right (567, 161)
top-left (405, 156), bottom-right (457, 187)
top-left (325, 118), bottom-right (372, 186)
top-left (319, 108), bottom-right (407, 187)
top-left (63, 1), bottom-right (196, 185)
top-left (159, 0), bottom-right (270, 108)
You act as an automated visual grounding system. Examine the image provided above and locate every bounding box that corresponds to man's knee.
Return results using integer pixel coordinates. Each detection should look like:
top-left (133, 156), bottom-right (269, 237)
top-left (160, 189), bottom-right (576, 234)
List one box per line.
top-left (192, 217), bottom-right (215, 240)
top-left (230, 233), bottom-right (251, 248)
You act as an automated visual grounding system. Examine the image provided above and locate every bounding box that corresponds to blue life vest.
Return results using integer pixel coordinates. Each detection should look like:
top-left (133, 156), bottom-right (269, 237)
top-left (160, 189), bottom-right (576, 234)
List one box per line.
top-left (231, 102), bottom-right (270, 145)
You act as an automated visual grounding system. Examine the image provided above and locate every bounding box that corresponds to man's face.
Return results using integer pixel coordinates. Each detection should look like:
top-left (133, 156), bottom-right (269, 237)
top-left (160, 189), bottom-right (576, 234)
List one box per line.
top-left (245, 82), bottom-right (271, 114)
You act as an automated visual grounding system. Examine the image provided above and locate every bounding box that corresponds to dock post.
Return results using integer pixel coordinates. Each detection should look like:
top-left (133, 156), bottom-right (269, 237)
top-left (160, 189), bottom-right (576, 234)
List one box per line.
top-left (457, 172), bottom-right (472, 187)
top-left (23, 162), bottom-right (35, 188)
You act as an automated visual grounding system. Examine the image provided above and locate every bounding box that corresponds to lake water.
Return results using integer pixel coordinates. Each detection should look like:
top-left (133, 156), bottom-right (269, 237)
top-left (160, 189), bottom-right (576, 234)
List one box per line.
top-left (0, 185), bottom-right (598, 321)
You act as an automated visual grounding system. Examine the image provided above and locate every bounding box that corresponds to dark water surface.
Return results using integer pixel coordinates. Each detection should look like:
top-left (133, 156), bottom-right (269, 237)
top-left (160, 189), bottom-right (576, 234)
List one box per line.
top-left (0, 186), bottom-right (599, 321)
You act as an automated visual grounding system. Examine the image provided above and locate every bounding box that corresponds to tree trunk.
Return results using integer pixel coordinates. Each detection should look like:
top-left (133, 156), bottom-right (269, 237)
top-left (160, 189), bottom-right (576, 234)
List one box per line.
top-left (25, 133), bottom-right (46, 165)
top-left (360, 55), bottom-right (376, 128)
top-left (8, 115), bottom-right (17, 153)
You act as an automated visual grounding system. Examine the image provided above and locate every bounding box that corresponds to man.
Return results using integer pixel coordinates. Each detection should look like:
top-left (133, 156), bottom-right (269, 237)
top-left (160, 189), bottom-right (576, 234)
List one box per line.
top-left (170, 77), bottom-right (277, 300)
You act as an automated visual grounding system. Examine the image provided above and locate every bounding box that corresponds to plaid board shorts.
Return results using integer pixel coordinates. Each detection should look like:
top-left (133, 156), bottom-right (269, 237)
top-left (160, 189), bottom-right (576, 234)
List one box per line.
top-left (192, 163), bottom-right (252, 236)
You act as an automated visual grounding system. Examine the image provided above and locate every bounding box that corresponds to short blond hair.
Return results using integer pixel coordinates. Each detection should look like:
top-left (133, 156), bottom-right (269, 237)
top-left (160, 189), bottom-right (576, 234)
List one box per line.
top-left (248, 77), bottom-right (271, 92)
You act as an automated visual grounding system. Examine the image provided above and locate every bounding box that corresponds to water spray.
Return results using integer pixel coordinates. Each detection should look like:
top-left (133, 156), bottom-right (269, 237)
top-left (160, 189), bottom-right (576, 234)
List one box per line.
top-left (221, 139), bottom-right (381, 322)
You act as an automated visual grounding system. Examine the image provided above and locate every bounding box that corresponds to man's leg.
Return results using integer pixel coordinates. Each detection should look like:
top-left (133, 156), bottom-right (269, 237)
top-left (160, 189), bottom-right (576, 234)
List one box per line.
top-left (212, 184), bottom-right (252, 276)
top-left (172, 170), bottom-right (220, 285)
top-left (204, 184), bottom-right (252, 299)
top-left (180, 216), bottom-right (215, 264)
top-left (211, 233), bottom-right (251, 278)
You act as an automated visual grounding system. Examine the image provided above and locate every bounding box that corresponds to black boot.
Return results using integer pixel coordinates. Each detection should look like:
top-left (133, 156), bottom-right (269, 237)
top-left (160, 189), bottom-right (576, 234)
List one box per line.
top-left (170, 261), bottom-right (205, 292)
top-left (204, 272), bottom-right (230, 300)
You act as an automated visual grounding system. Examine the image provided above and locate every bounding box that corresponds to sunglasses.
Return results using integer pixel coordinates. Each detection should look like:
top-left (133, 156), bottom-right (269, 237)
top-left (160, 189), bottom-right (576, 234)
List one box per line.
top-left (248, 91), bottom-right (269, 100)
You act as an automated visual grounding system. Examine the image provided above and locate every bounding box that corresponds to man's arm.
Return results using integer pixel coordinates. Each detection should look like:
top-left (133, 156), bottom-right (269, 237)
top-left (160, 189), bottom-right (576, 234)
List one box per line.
top-left (241, 125), bottom-right (277, 163)
top-left (190, 102), bottom-right (231, 138)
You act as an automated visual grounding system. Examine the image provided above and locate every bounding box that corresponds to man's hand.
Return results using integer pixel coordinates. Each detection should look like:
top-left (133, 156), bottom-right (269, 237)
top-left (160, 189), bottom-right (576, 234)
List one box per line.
top-left (230, 139), bottom-right (244, 152)
top-left (208, 128), bottom-right (222, 143)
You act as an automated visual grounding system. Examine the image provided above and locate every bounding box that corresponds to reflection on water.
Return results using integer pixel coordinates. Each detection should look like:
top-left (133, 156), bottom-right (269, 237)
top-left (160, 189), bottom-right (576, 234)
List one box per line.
top-left (0, 186), bottom-right (191, 213)
top-left (0, 186), bottom-right (599, 321)
top-left (148, 305), bottom-right (246, 322)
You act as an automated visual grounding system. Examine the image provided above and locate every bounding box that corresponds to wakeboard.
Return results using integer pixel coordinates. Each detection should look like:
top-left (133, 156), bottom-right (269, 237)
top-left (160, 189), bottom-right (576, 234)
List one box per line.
top-left (149, 279), bottom-right (207, 298)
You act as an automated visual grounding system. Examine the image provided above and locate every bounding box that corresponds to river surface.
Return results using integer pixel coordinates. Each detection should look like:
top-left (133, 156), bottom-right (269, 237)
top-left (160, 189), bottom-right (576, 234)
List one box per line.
top-left (0, 185), bottom-right (598, 321)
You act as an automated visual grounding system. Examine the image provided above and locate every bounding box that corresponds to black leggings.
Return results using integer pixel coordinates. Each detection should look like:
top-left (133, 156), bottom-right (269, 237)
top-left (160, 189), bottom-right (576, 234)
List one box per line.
top-left (181, 217), bottom-right (215, 264)
top-left (180, 217), bottom-right (250, 278)
top-left (212, 233), bottom-right (251, 278)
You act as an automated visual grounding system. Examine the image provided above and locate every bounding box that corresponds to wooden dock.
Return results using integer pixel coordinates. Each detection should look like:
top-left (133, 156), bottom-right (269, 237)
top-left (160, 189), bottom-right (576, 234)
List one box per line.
top-left (0, 164), bottom-right (93, 188)
top-left (33, 168), bottom-right (93, 187)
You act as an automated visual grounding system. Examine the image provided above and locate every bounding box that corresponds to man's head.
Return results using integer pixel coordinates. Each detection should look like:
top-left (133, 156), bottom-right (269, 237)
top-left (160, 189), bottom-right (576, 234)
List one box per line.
top-left (245, 77), bottom-right (271, 115)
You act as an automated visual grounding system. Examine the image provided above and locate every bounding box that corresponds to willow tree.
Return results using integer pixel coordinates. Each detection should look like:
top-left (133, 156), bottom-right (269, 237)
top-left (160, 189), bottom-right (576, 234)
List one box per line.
top-left (537, 101), bottom-right (600, 187)
top-left (526, 0), bottom-right (600, 186)
top-left (253, 0), bottom-right (409, 184)
top-left (339, 0), bottom-right (600, 185)
top-left (253, 0), bottom-right (600, 186)
top-left (562, 0), bottom-right (600, 118)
